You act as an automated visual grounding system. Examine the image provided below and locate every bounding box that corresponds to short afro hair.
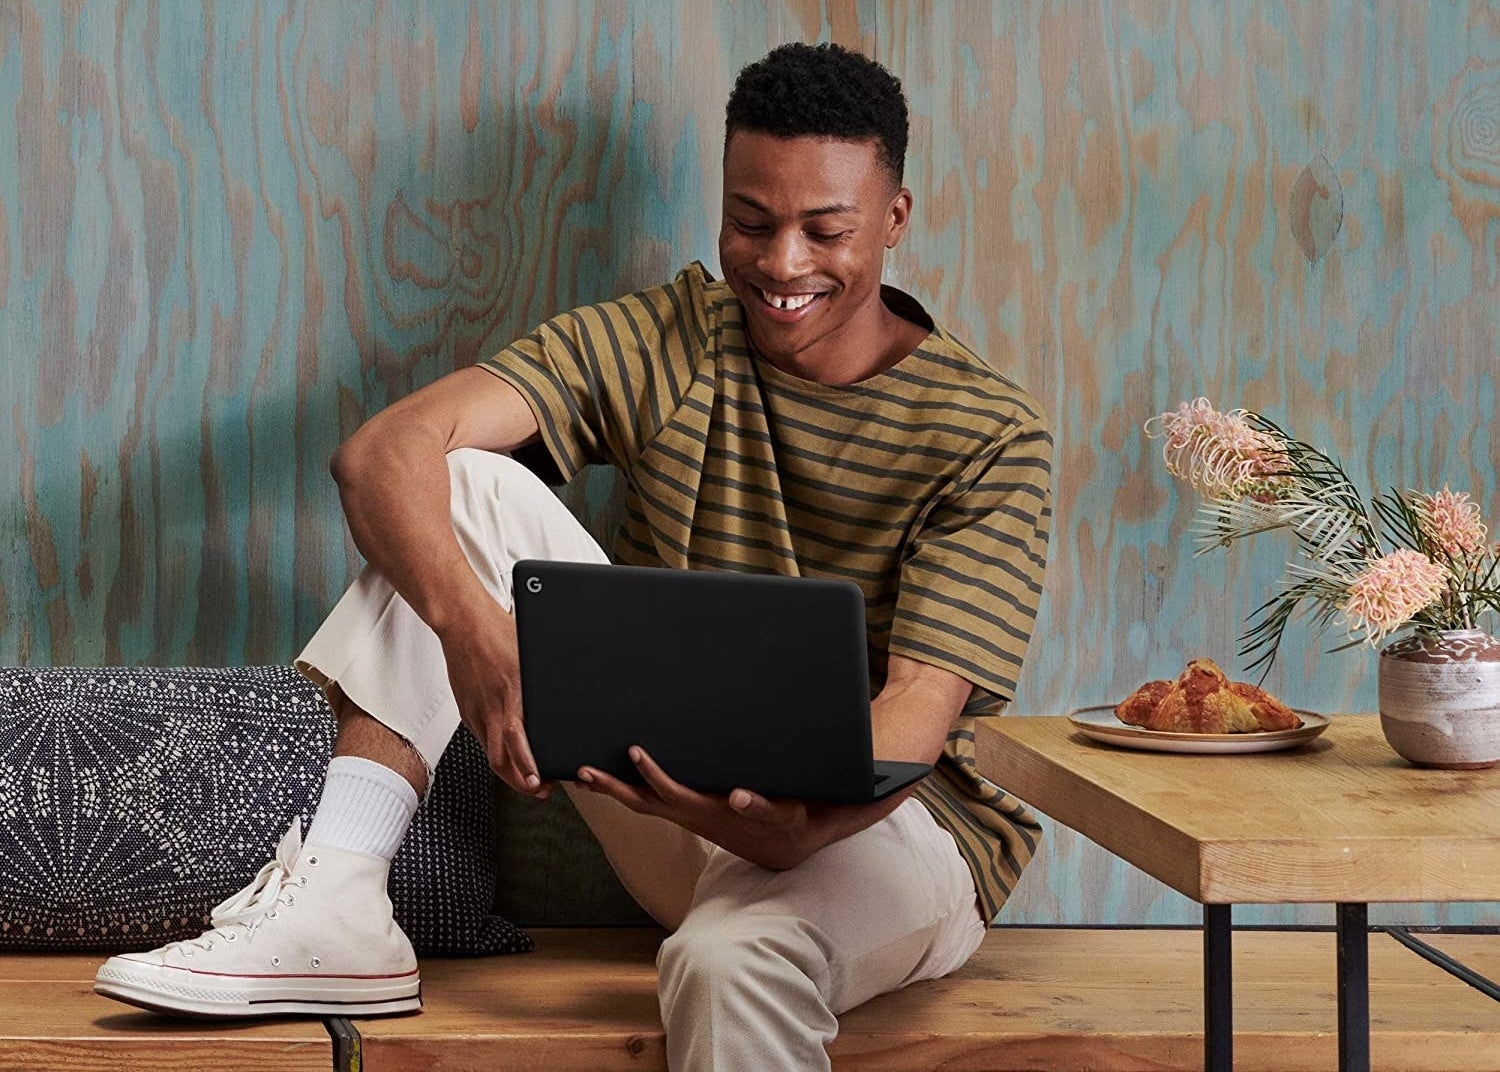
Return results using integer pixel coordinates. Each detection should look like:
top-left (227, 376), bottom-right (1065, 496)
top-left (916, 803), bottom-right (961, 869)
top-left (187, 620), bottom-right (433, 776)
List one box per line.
top-left (725, 42), bottom-right (909, 186)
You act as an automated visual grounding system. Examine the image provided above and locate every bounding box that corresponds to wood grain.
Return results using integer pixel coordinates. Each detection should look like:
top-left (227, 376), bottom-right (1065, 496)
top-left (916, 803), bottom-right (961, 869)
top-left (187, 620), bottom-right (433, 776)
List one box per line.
top-left (0, 978), bottom-right (331, 1072)
top-left (343, 928), bottom-right (1500, 1071)
top-left (1408, 932), bottom-right (1500, 986)
top-left (8, 931), bottom-right (1499, 1069)
top-left (6, 0), bottom-right (1500, 925)
top-left (978, 713), bottom-right (1500, 902)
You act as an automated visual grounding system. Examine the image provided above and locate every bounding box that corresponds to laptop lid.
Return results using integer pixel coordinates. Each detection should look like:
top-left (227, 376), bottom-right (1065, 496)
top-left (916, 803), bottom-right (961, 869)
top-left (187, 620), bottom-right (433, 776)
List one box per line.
top-left (512, 560), bottom-right (878, 801)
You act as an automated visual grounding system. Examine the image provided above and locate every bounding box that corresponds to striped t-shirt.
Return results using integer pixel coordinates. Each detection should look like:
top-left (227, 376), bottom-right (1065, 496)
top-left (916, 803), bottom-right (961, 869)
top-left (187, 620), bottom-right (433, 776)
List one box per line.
top-left (478, 262), bottom-right (1050, 921)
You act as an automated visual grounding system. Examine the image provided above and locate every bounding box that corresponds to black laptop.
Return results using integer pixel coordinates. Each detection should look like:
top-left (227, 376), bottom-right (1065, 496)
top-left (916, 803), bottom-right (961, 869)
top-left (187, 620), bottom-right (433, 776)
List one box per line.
top-left (511, 560), bottom-right (932, 803)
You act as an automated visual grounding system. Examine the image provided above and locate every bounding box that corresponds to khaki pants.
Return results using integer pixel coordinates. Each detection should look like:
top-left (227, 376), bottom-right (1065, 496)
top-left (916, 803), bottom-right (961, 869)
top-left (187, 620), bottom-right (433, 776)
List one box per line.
top-left (295, 447), bottom-right (987, 1071)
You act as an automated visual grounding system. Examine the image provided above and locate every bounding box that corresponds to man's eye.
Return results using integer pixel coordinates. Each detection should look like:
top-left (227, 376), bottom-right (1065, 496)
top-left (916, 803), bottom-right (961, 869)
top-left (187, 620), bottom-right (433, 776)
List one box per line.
top-left (733, 220), bottom-right (769, 234)
top-left (810, 231), bottom-right (851, 242)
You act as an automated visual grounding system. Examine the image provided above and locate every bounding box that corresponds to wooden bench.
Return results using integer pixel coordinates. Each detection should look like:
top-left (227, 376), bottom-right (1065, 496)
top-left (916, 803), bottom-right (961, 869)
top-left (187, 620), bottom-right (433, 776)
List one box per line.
top-left (4, 928), bottom-right (1497, 1070)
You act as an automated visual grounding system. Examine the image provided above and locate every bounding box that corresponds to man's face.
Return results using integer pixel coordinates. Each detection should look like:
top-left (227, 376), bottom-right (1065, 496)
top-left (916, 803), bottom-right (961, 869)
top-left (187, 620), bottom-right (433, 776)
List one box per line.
top-left (719, 131), bottom-right (909, 363)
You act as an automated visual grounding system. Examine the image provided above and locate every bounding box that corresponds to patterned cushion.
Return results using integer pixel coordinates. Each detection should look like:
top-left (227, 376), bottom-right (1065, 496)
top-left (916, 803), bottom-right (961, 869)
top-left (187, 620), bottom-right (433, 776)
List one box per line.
top-left (0, 665), bottom-right (532, 957)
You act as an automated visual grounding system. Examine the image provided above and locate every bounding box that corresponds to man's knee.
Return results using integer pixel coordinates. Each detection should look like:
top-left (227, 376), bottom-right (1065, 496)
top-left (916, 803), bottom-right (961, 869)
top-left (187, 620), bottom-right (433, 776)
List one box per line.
top-left (445, 447), bottom-right (551, 510)
top-left (444, 446), bottom-right (608, 573)
top-left (445, 447), bottom-right (575, 545)
top-left (657, 916), bottom-right (839, 1067)
top-left (657, 916), bottom-right (829, 1008)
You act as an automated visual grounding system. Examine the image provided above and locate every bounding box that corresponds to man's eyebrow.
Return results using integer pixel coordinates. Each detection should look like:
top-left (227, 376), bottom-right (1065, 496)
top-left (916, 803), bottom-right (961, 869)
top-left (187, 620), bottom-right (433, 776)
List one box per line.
top-left (727, 193), bottom-right (859, 218)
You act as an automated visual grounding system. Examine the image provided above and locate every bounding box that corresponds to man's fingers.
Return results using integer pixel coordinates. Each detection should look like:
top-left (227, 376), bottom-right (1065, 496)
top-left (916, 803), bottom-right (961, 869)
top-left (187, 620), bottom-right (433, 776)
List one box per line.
top-left (628, 746), bottom-right (698, 805)
top-left (501, 716), bottom-right (543, 791)
top-left (578, 765), bottom-right (659, 816)
top-left (499, 716), bottom-right (544, 792)
top-left (482, 733), bottom-right (546, 799)
top-left (728, 788), bottom-right (784, 822)
top-left (491, 758), bottom-right (534, 797)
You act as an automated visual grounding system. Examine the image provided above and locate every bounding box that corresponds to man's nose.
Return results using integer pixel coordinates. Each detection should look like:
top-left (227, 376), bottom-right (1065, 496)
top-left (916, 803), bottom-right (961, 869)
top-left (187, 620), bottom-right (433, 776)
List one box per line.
top-left (755, 229), bottom-right (813, 283)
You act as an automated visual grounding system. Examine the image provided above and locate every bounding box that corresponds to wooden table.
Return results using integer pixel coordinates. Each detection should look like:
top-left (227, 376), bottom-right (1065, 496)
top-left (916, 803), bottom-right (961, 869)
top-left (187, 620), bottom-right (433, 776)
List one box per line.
top-left (976, 713), bottom-right (1500, 1072)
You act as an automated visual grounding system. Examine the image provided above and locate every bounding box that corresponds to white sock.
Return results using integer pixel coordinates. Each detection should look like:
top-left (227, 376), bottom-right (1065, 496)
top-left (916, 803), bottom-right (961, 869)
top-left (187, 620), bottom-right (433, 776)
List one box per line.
top-left (305, 756), bottom-right (419, 861)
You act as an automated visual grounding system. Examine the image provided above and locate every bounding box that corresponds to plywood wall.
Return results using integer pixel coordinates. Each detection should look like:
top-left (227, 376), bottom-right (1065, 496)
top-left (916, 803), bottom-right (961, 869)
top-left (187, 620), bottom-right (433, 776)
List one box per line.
top-left (3, 0), bottom-right (1496, 925)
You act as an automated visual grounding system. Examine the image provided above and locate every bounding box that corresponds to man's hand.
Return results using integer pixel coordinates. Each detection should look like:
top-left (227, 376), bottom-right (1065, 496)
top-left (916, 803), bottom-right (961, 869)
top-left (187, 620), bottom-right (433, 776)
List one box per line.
top-left (577, 746), bottom-right (875, 870)
top-left (577, 656), bottom-right (977, 866)
top-left (437, 597), bottom-right (551, 800)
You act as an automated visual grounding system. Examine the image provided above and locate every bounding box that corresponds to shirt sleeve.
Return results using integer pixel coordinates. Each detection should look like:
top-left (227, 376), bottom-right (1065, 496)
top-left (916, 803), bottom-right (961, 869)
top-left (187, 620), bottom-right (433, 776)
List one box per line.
top-left (888, 418), bottom-right (1053, 708)
top-left (475, 267), bottom-right (707, 483)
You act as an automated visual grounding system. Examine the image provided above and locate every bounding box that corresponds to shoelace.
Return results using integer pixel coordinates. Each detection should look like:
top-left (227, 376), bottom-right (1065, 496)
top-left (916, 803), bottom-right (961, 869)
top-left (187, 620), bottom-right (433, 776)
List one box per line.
top-left (166, 819), bottom-right (305, 954)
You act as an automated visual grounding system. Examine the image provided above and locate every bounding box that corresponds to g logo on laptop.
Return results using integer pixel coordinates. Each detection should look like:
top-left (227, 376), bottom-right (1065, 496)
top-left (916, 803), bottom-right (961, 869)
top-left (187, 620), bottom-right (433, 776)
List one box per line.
top-left (525, 576), bottom-right (543, 594)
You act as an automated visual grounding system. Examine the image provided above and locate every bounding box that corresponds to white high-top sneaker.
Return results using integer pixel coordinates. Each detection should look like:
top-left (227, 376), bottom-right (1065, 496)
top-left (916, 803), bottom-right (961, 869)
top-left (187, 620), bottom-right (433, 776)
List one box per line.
top-left (94, 819), bottom-right (421, 1017)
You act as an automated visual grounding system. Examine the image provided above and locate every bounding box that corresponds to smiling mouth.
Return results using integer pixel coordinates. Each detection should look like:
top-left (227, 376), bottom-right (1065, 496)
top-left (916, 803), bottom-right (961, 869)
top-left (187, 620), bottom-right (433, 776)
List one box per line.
top-left (757, 286), bottom-right (823, 310)
top-left (751, 286), bottom-right (831, 321)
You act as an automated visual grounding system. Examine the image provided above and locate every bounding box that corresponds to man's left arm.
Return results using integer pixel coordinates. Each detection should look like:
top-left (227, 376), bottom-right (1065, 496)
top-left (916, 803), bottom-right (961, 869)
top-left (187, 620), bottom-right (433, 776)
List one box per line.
top-left (575, 653), bottom-right (971, 870)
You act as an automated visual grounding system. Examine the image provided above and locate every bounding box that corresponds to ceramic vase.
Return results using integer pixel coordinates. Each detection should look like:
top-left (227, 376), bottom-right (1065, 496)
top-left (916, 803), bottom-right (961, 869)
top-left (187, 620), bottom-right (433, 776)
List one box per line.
top-left (1377, 629), bottom-right (1500, 769)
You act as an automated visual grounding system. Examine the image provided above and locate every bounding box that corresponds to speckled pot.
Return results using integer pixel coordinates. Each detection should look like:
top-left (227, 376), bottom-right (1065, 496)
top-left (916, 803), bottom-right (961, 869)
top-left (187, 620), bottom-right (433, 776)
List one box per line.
top-left (1377, 629), bottom-right (1500, 769)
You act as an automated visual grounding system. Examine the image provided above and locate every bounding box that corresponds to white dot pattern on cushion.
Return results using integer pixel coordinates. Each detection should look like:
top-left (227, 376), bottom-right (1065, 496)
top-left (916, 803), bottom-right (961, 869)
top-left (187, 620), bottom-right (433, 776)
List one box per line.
top-left (0, 665), bottom-right (531, 956)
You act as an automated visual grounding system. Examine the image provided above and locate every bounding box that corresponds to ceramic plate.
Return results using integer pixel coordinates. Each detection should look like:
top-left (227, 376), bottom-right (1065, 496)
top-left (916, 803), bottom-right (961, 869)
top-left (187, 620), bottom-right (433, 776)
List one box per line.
top-left (1066, 704), bottom-right (1330, 754)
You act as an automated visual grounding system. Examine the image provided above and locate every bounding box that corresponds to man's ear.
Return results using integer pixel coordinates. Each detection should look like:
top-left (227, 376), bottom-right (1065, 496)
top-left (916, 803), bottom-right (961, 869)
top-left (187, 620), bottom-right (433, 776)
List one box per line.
top-left (885, 187), bottom-right (913, 249)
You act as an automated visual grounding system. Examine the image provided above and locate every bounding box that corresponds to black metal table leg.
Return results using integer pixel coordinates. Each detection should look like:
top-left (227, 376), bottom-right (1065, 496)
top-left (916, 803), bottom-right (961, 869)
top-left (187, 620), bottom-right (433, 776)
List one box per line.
top-left (1337, 903), bottom-right (1370, 1072)
top-left (1205, 903), bottom-right (1233, 1072)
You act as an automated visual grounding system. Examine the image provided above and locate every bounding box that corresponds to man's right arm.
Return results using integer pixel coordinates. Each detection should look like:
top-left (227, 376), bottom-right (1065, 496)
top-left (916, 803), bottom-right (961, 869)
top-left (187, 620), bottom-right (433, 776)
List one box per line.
top-left (328, 365), bottom-right (549, 794)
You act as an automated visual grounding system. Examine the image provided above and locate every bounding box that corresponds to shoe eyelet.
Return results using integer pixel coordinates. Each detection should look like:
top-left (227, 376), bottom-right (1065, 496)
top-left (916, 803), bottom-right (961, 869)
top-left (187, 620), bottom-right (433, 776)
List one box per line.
top-left (297, 876), bottom-right (308, 887)
top-left (284, 894), bottom-right (295, 906)
top-left (271, 956), bottom-right (280, 966)
top-left (225, 932), bottom-right (237, 942)
top-left (205, 942), bottom-right (215, 951)
top-left (310, 956), bottom-right (321, 968)
top-left (307, 856), bottom-right (319, 866)
top-left (267, 910), bottom-right (278, 920)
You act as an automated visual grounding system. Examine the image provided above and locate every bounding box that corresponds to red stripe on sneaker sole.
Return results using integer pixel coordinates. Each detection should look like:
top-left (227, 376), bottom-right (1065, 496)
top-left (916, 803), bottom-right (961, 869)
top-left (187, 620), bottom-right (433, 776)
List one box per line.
top-left (151, 963), bottom-right (419, 980)
top-left (246, 993), bottom-right (417, 1006)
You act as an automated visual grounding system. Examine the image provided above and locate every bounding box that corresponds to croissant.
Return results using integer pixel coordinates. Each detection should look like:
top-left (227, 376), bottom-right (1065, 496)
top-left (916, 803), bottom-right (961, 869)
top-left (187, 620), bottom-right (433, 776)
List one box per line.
top-left (1116, 658), bottom-right (1302, 733)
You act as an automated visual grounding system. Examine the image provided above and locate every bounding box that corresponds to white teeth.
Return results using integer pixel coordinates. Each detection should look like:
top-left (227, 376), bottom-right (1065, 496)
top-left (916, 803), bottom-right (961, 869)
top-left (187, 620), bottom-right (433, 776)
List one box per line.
top-left (760, 287), bottom-right (818, 311)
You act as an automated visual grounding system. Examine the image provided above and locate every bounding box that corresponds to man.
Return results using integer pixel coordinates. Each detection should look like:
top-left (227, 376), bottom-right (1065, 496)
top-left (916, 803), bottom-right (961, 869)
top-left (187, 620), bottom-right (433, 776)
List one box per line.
top-left (95, 42), bottom-right (1050, 1070)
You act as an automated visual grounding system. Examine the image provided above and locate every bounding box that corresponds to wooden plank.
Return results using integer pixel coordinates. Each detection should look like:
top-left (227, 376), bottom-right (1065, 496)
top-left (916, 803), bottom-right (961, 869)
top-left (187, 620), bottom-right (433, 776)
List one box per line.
top-left (358, 928), bottom-right (666, 1071)
top-left (834, 929), bottom-right (1500, 1071)
top-left (0, 978), bottom-right (331, 1072)
top-left (978, 714), bottom-right (1500, 903)
top-left (0, 952), bottom-right (113, 981)
top-left (348, 928), bottom-right (1500, 1072)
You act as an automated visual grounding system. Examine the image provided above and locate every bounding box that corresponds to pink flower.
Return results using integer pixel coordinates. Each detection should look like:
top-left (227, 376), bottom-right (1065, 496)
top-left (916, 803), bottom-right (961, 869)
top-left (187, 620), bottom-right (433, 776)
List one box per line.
top-left (1413, 486), bottom-right (1489, 561)
top-left (1143, 398), bottom-right (1289, 499)
top-left (1147, 397), bottom-right (1218, 451)
top-left (1340, 549), bottom-right (1450, 644)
